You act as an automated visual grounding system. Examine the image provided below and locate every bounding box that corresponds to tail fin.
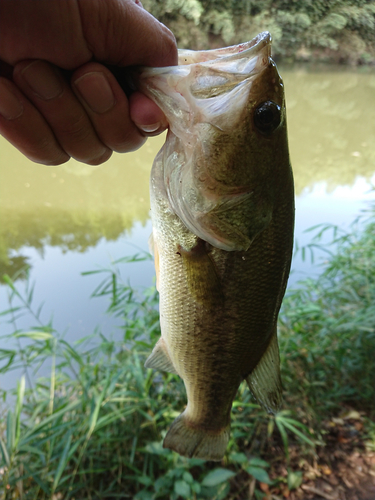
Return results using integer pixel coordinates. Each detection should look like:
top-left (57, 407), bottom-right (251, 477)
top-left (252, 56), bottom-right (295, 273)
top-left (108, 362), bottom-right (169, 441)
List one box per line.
top-left (163, 412), bottom-right (230, 461)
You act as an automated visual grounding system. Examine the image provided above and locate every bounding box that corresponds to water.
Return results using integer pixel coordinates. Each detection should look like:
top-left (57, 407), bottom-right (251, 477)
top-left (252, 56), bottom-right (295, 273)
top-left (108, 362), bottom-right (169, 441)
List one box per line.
top-left (0, 67), bottom-right (374, 388)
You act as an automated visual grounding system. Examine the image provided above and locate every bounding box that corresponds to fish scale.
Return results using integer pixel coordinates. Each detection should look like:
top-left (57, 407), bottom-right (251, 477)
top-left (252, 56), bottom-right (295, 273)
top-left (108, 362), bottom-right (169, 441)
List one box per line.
top-left (139, 32), bottom-right (294, 460)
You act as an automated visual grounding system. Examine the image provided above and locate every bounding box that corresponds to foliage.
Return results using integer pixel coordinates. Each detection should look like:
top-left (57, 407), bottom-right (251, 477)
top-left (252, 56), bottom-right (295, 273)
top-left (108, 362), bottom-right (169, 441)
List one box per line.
top-left (142, 0), bottom-right (375, 63)
top-left (1, 206), bottom-right (374, 497)
top-left (0, 264), bottom-right (314, 498)
top-left (279, 206), bottom-right (375, 417)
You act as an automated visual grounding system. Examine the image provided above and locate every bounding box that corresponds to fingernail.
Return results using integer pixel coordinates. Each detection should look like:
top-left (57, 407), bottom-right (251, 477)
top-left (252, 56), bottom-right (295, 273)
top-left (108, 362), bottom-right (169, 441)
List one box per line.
top-left (0, 78), bottom-right (23, 120)
top-left (74, 72), bottom-right (115, 114)
top-left (22, 60), bottom-right (63, 100)
top-left (138, 123), bottom-right (161, 133)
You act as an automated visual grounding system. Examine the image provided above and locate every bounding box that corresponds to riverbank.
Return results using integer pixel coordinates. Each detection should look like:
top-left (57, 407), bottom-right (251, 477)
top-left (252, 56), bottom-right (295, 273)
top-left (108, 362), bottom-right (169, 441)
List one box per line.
top-left (142, 0), bottom-right (375, 65)
top-left (0, 206), bottom-right (374, 499)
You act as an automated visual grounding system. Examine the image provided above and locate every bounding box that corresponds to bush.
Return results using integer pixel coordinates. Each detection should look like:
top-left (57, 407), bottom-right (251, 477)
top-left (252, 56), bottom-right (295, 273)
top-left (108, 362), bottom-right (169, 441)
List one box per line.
top-left (1, 206), bottom-right (374, 498)
top-left (142, 0), bottom-right (375, 64)
top-left (280, 205), bottom-right (375, 415)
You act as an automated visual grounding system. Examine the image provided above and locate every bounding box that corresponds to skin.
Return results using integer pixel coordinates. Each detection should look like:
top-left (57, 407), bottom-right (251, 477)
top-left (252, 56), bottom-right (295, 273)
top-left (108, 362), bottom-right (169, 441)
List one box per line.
top-left (0, 0), bottom-right (177, 165)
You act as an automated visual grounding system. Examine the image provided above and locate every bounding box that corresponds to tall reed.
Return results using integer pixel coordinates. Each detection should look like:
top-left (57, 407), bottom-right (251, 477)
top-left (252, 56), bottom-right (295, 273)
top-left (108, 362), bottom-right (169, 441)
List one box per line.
top-left (1, 207), bottom-right (374, 499)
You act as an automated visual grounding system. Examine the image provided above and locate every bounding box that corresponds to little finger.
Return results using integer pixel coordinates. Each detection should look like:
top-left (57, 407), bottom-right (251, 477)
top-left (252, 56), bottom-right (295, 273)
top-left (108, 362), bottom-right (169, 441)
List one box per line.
top-left (0, 76), bottom-right (69, 165)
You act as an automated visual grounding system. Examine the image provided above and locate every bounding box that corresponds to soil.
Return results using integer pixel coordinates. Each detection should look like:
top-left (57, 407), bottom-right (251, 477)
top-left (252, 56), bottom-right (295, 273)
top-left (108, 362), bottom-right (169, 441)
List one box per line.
top-left (263, 411), bottom-right (375, 500)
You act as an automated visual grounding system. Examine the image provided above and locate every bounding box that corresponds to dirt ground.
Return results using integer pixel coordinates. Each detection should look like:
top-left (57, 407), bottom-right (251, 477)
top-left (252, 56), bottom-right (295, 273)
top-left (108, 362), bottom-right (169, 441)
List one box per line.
top-left (257, 411), bottom-right (375, 500)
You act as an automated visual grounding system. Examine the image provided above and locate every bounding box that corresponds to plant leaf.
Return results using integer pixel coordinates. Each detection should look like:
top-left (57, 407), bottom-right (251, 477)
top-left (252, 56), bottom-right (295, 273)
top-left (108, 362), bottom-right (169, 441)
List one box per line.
top-left (288, 470), bottom-right (303, 490)
top-left (249, 457), bottom-right (269, 468)
top-left (52, 432), bottom-right (73, 491)
top-left (246, 465), bottom-right (271, 484)
top-left (202, 468), bottom-right (236, 487)
top-left (14, 331), bottom-right (53, 340)
top-left (174, 479), bottom-right (191, 498)
top-left (0, 436), bottom-right (10, 467)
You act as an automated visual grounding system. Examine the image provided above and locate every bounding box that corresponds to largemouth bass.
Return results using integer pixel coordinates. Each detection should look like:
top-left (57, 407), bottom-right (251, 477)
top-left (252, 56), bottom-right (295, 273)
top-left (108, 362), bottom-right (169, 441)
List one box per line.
top-left (138, 32), bottom-right (294, 461)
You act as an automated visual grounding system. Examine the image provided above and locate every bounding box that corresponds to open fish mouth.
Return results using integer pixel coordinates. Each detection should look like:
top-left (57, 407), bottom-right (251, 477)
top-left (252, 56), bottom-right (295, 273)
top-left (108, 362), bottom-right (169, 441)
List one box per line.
top-left (138, 31), bottom-right (272, 130)
top-left (141, 30), bottom-right (271, 73)
top-left (177, 31), bottom-right (271, 99)
top-left (137, 32), bottom-right (280, 251)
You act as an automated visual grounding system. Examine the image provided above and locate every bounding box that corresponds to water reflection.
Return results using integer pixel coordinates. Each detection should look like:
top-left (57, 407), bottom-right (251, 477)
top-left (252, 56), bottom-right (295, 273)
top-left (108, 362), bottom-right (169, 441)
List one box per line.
top-left (0, 68), bottom-right (374, 284)
top-left (283, 67), bottom-right (375, 194)
top-left (0, 134), bottom-right (164, 281)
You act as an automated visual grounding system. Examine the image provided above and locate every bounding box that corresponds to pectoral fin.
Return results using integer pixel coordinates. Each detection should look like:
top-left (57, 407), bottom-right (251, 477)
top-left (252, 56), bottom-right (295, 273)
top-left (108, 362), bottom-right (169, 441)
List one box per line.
top-left (246, 329), bottom-right (282, 414)
top-left (179, 239), bottom-right (224, 306)
top-left (145, 338), bottom-right (178, 375)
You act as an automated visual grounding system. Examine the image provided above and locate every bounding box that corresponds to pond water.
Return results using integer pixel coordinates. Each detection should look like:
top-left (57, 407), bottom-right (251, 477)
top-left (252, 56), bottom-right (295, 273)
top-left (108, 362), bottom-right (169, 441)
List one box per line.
top-left (0, 66), bottom-right (374, 388)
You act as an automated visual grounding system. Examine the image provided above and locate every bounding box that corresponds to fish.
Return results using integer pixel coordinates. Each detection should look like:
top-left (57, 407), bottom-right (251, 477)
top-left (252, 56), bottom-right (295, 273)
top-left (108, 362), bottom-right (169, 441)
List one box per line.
top-left (137, 31), bottom-right (294, 461)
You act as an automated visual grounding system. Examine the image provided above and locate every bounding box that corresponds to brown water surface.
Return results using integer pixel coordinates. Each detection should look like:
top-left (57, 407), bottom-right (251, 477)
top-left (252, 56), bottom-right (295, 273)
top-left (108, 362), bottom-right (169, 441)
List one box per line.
top-left (0, 67), bottom-right (374, 341)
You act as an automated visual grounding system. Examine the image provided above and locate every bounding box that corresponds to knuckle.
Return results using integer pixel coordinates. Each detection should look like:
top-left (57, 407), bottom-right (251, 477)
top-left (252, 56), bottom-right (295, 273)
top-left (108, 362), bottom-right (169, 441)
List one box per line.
top-left (58, 112), bottom-right (91, 140)
top-left (107, 128), bottom-right (146, 153)
top-left (29, 150), bottom-right (69, 166)
top-left (55, 113), bottom-right (111, 163)
top-left (43, 155), bottom-right (70, 166)
top-left (28, 136), bottom-right (69, 165)
top-left (86, 149), bottom-right (112, 165)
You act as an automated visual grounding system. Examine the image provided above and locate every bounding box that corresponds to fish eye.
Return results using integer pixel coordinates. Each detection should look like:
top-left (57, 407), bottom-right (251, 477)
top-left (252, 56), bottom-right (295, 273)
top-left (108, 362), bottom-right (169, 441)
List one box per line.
top-left (253, 101), bottom-right (281, 134)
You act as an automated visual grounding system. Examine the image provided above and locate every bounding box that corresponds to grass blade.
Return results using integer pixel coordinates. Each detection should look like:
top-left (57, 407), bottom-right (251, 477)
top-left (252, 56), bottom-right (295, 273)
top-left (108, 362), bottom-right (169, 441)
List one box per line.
top-left (52, 432), bottom-right (73, 492)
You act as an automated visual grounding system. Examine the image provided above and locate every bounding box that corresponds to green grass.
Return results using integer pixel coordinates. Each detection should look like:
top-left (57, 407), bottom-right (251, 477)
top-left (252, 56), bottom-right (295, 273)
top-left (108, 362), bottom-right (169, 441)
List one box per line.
top-left (280, 207), bottom-right (375, 416)
top-left (0, 207), bottom-right (374, 499)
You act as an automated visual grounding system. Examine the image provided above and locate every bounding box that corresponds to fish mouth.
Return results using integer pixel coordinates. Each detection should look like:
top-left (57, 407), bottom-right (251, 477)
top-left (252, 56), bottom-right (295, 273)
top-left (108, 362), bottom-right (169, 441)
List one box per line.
top-left (138, 33), bottom-right (278, 252)
top-left (183, 32), bottom-right (272, 99)
top-left (137, 31), bottom-right (273, 127)
top-left (139, 32), bottom-right (272, 92)
top-left (177, 31), bottom-right (271, 67)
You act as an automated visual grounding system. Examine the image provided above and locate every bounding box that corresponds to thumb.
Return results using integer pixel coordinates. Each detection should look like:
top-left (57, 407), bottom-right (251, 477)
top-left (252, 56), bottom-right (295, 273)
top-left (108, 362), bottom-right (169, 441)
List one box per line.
top-left (77, 0), bottom-right (178, 68)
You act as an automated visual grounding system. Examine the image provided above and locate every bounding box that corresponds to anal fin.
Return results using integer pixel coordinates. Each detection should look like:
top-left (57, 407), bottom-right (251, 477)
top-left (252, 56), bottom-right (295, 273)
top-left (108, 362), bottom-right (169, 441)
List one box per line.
top-left (246, 328), bottom-right (282, 414)
top-left (145, 338), bottom-right (178, 375)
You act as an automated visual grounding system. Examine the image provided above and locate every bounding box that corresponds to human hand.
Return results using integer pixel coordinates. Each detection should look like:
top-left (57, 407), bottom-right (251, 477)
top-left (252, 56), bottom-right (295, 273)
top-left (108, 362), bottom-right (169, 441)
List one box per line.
top-left (0, 0), bottom-right (177, 165)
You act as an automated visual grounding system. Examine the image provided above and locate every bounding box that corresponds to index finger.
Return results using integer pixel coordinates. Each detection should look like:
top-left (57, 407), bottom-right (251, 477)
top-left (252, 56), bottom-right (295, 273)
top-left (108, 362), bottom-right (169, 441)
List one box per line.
top-left (77, 0), bottom-right (178, 68)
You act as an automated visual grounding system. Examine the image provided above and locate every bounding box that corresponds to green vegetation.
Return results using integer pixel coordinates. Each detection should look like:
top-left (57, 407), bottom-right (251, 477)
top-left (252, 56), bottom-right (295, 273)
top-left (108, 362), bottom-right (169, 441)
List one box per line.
top-left (0, 208), bottom-right (374, 499)
top-left (280, 211), bottom-right (375, 415)
top-left (143, 0), bottom-right (375, 64)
